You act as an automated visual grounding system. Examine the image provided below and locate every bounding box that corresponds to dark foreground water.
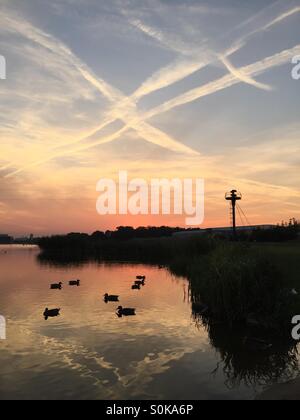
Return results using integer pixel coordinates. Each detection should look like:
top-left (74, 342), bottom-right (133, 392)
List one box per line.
top-left (0, 245), bottom-right (299, 400)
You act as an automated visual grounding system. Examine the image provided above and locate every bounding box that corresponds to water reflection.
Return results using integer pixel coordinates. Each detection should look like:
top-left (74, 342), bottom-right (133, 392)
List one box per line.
top-left (192, 307), bottom-right (300, 390)
top-left (39, 251), bottom-right (300, 395)
top-left (0, 245), bottom-right (300, 400)
top-left (37, 251), bottom-right (90, 267)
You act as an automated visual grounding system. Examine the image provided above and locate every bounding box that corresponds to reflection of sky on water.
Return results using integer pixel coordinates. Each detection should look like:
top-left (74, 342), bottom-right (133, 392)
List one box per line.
top-left (0, 246), bottom-right (299, 400)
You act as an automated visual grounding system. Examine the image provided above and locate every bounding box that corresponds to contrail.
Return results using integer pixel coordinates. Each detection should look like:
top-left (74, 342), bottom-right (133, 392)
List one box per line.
top-left (261, 6), bottom-right (300, 32)
top-left (130, 121), bottom-right (199, 155)
top-left (3, 4), bottom-right (300, 176)
top-left (8, 42), bottom-right (299, 179)
top-left (5, 120), bottom-right (198, 178)
top-left (69, 42), bottom-right (294, 158)
top-left (131, 3), bottom-right (300, 99)
top-left (1, 11), bottom-right (197, 174)
top-left (219, 55), bottom-right (273, 91)
top-left (37, 44), bottom-right (242, 156)
top-left (132, 43), bottom-right (242, 101)
top-left (226, 1), bottom-right (300, 43)
top-left (42, 102), bottom-right (198, 157)
top-left (143, 44), bottom-right (300, 121)
top-left (129, 19), bottom-right (195, 56)
top-left (1, 14), bottom-right (123, 103)
top-left (45, 53), bottom-right (231, 155)
top-left (5, 126), bottom-right (129, 178)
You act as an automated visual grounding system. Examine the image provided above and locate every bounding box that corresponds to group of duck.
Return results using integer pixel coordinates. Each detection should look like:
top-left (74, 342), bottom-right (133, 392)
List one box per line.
top-left (104, 275), bottom-right (146, 317)
top-left (43, 279), bottom-right (80, 320)
top-left (43, 275), bottom-right (146, 320)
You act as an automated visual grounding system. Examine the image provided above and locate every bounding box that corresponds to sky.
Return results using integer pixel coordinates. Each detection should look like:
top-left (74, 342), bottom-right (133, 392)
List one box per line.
top-left (0, 0), bottom-right (300, 236)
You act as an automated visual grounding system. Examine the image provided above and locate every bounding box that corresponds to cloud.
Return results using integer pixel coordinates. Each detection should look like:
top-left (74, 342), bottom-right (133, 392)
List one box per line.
top-left (0, 0), bottom-right (247, 173)
top-left (3, 2), bottom-right (300, 175)
top-left (1, 9), bottom-right (201, 178)
top-left (1, 2), bottom-right (300, 208)
top-left (1, 0), bottom-right (300, 236)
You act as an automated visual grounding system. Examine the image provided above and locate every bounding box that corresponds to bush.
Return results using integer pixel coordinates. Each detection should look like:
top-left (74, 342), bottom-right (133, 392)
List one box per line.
top-left (250, 219), bottom-right (299, 242)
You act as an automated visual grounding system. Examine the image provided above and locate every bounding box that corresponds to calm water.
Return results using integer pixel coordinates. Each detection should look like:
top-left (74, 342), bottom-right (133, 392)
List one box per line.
top-left (0, 245), bottom-right (299, 400)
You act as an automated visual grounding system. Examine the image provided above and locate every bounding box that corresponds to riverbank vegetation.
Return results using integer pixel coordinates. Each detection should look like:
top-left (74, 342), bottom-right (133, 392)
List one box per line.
top-left (187, 243), bottom-right (299, 331)
top-left (37, 222), bottom-right (300, 334)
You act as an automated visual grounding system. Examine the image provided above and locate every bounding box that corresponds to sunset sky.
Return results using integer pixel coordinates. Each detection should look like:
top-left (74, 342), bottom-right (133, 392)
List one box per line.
top-left (0, 0), bottom-right (300, 236)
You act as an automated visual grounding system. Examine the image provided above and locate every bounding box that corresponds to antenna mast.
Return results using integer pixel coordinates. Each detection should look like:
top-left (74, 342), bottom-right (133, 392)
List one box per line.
top-left (225, 190), bottom-right (242, 240)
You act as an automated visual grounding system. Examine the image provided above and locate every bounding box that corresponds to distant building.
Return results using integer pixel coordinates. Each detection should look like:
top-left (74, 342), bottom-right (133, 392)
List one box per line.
top-left (0, 234), bottom-right (13, 244)
top-left (173, 225), bottom-right (276, 238)
top-left (14, 235), bottom-right (35, 244)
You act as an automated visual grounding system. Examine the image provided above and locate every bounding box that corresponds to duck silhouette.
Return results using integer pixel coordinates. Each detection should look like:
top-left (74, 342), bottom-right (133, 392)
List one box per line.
top-left (50, 282), bottom-right (62, 290)
top-left (134, 280), bottom-right (145, 287)
top-left (136, 275), bottom-right (146, 280)
top-left (43, 308), bottom-right (60, 320)
top-left (131, 284), bottom-right (141, 290)
top-left (104, 293), bottom-right (119, 303)
top-left (69, 280), bottom-right (80, 286)
top-left (116, 306), bottom-right (136, 317)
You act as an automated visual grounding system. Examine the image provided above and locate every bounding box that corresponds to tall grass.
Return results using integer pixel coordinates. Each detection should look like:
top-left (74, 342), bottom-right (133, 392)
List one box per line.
top-left (188, 244), bottom-right (293, 330)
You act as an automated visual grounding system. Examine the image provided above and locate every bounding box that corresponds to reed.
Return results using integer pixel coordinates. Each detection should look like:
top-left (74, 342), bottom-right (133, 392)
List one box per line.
top-left (188, 243), bottom-right (294, 330)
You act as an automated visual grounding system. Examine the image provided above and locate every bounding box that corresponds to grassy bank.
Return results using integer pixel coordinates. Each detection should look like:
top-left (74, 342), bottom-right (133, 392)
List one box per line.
top-left (252, 241), bottom-right (300, 288)
top-left (185, 243), bottom-right (300, 331)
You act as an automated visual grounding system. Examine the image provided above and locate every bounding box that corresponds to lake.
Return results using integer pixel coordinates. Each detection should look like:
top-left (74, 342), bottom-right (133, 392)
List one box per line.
top-left (0, 245), bottom-right (299, 400)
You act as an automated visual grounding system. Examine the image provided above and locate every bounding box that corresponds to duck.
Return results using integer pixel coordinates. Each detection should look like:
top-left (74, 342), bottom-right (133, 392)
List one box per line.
top-left (132, 284), bottom-right (141, 290)
top-left (69, 279), bottom-right (80, 286)
top-left (50, 282), bottom-right (62, 290)
top-left (136, 275), bottom-right (146, 280)
top-left (134, 280), bottom-right (145, 286)
top-left (104, 293), bottom-right (119, 302)
top-left (43, 308), bottom-right (60, 320)
top-left (116, 306), bottom-right (136, 317)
